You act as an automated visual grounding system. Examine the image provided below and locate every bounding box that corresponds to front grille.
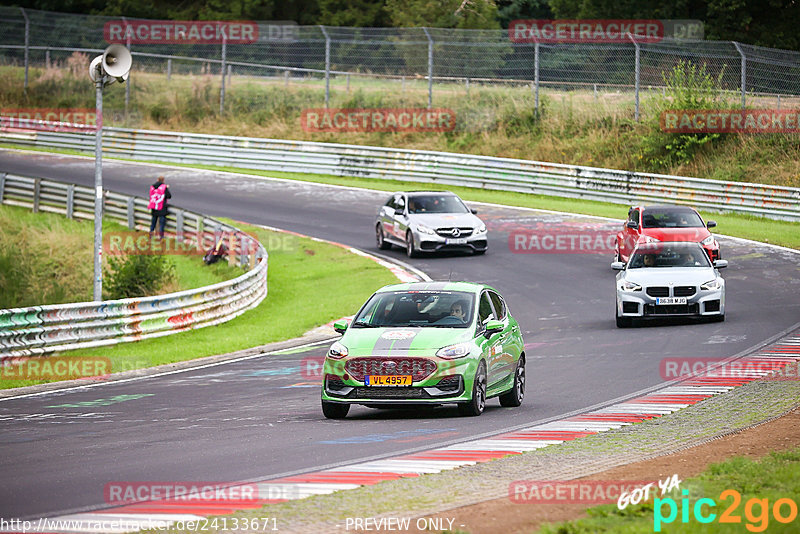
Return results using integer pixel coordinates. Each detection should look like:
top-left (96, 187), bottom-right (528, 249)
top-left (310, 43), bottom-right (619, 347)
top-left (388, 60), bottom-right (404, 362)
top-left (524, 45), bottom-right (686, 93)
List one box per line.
top-left (354, 387), bottom-right (427, 399)
top-left (674, 286), bottom-right (696, 297)
top-left (644, 303), bottom-right (700, 316)
top-left (646, 287), bottom-right (669, 297)
top-left (622, 302), bottom-right (639, 314)
top-left (345, 357), bottom-right (437, 382)
top-left (435, 227), bottom-right (473, 238)
top-left (704, 300), bottom-right (721, 312)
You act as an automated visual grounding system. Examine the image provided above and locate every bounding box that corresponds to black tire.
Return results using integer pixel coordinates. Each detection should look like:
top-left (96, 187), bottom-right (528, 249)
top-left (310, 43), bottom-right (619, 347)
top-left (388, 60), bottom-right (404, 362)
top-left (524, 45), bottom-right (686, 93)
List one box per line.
top-left (458, 362), bottom-right (487, 417)
top-left (321, 400), bottom-right (350, 419)
top-left (376, 224), bottom-right (391, 250)
top-left (616, 314), bottom-right (632, 328)
top-left (499, 356), bottom-right (525, 407)
top-left (405, 231), bottom-right (418, 258)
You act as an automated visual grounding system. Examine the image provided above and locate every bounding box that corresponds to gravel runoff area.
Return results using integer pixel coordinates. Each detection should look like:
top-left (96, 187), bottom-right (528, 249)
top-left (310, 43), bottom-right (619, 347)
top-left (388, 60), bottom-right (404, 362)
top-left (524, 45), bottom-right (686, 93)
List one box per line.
top-left (220, 375), bottom-right (800, 534)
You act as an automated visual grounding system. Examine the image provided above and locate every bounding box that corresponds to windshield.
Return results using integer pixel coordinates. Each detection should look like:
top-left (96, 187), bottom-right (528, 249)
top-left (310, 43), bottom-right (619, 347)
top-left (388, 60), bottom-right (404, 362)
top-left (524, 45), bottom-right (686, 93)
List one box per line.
top-left (408, 195), bottom-right (469, 214)
top-left (352, 290), bottom-right (475, 328)
top-left (642, 209), bottom-right (704, 228)
top-left (629, 244), bottom-right (712, 268)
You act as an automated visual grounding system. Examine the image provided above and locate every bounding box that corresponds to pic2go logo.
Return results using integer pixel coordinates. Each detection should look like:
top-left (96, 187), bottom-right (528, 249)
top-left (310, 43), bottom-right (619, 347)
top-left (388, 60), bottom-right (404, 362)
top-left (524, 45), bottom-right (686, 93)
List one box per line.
top-left (654, 489), bottom-right (798, 532)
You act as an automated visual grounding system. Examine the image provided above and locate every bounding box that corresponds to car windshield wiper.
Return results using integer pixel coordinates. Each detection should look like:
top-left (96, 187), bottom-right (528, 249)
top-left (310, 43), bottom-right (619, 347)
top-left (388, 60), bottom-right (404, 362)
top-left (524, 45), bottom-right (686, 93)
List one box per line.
top-left (352, 321), bottom-right (379, 328)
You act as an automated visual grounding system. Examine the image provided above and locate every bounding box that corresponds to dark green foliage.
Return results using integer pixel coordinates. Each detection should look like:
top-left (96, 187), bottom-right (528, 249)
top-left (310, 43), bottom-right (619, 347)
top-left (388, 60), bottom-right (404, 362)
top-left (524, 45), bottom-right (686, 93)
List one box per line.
top-left (103, 253), bottom-right (176, 300)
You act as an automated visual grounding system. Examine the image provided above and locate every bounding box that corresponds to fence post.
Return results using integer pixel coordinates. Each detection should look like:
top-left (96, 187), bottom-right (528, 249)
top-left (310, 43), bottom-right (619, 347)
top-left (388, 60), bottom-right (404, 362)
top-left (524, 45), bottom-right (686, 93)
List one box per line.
top-left (628, 33), bottom-right (640, 121)
top-left (45, 48), bottom-right (50, 69)
top-left (20, 8), bottom-right (29, 90)
top-left (534, 40), bottom-right (540, 114)
top-left (220, 32), bottom-right (227, 115)
top-left (320, 26), bottom-right (331, 108)
top-left (167, 58), bottom-right (172, 81)
top-left (422, 28), bottom-right (434, 109)
top-left (33, 178), bottom-right (40, 213)
top-left (733, 42), bottom-right (746, 109)
top-left (176, 209), bottom-right (184, 237)
top-left (465, 77), bottom-right (469, 95)
top-left (66, 184), bottom-right (74, 219)
top-left (0, 173), bottom-right (6, 204)
top-left (126, 197), bottom-right (135, 229)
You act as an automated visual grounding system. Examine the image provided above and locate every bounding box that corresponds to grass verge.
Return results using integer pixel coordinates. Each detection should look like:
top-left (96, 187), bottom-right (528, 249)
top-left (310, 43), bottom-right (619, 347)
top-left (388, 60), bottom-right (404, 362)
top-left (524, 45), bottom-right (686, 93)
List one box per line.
top-left (539, 447), bottom-right (800, 533)
top-left (0, 220), bottom-right (396, 389)
top-left (0, 203), bottom-right (239, 308)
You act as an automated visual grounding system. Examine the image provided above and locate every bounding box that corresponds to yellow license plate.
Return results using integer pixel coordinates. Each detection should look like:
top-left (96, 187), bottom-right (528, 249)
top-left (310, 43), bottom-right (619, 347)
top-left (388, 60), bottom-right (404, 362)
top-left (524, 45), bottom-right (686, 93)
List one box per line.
top-left (365, 375), bottom-right (412, 386)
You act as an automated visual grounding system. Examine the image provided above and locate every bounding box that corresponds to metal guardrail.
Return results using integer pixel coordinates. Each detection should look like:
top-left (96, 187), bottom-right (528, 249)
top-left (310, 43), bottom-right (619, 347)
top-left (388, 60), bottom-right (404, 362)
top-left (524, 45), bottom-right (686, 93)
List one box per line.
top-left (0, 172), bottom-right (268, 359)
top-left (2, 118), bottom-right (799, 222)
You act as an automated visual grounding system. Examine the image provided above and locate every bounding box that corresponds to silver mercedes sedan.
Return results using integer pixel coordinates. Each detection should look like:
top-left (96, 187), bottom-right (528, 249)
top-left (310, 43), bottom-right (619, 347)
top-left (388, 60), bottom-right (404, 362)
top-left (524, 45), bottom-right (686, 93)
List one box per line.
top-left (375, 191), bottom-right (488, 257)
top-left (612, 241), bottom-right (727, 327)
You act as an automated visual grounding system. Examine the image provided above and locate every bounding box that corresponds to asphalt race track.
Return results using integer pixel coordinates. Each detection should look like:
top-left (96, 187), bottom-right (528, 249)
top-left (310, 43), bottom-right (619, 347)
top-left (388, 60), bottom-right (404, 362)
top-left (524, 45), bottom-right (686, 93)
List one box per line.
top-left (2, 150), bottom-right (800, 520)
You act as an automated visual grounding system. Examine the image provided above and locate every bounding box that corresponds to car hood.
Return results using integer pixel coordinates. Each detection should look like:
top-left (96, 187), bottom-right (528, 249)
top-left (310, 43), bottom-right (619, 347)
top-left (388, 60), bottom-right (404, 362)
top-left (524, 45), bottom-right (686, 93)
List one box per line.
top-left (409, 213), bottom-right (484, 229)
top-left (622, 267), bottom-right (719, 286)
top-left (341, 326), bottom-right (474, 356)
top-left (641, 227), bottom-right (711, 242)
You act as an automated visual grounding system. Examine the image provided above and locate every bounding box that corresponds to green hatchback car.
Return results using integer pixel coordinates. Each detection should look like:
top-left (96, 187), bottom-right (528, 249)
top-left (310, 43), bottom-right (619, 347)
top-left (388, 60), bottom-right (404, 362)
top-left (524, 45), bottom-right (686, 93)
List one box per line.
top-left (321, 282), bottom-right (526, 419)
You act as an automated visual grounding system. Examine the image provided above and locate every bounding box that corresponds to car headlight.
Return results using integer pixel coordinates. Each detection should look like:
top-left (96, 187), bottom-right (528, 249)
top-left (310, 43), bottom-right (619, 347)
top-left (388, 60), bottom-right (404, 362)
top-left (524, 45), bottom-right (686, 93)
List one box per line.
top-left (475, 225), bottom-right (487, 235)
top-left (700, 278), bottom-right (722, 290)
top-left (327, 342), bottom-right (348, 359)
top-left (416, 224), bottom-right (436, 235)
top-left (701, 235), bottom-right (715, 246)
top-left (436, 342), bottom-right (471, 360)
top-left (620, 281), bottom-right (642, 292)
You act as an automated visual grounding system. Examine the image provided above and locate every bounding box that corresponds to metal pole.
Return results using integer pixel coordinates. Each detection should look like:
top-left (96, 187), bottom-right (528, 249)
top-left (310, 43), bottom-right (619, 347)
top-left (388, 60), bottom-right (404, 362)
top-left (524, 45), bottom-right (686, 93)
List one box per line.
top-left (220, 31), bottom-right (227, 115)
top-left (423, 28), bottom-right (433, 109)
top-left (733, 42), bottom-right (746, 109)
top-left (534, 41), bottom-right (540, 113)
top-left (320, 26), bottom-right (331, 108)
top-left (20, 8), bottom-right (29, 90)
top-left (167, 58), bottom-right (172, 80)
top-left (46, 49), bottom-right (50, 69)
top-left (93, 75), bottom-right (104, 301)
top-left (628, 33), bottom-right (640, 121)
top-left (123, 17), bottom-right (131, 120)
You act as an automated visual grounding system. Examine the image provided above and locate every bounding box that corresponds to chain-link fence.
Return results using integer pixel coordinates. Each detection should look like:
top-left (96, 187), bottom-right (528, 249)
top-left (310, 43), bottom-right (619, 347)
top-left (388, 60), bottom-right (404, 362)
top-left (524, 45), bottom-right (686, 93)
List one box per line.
top-left (2, 6), bottom-right (800, 117)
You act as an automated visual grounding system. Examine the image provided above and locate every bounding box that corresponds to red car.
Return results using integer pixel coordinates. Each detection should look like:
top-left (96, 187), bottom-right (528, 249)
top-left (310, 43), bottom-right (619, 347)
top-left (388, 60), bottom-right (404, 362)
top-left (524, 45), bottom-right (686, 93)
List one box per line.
top-left (615, 205), bottom-right (720, 263)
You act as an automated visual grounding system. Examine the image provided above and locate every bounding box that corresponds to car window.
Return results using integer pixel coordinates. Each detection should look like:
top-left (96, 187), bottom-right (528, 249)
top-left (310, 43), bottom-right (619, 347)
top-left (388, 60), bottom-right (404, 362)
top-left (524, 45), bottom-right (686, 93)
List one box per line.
top-left (478, 292), bottom-right (495, 324)
top-left (352, 290), bottom-right (475, 328)
top-left (642, 209), bottom-right (704, 228)
top-left (628, 209), bottom-right (639, 225)
top-left (629, 245), bottom-right (711, 268)
top-left (386, 196), bottom-right (398, 210)
top-left (408, 195), bottom-right (469, 214)
top-left (489, 291), bottom-right (506, 320)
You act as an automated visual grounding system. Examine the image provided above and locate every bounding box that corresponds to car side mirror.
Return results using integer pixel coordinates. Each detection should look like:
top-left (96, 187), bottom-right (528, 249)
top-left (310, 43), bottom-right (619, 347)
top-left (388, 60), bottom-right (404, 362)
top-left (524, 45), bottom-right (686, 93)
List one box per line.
top-left (626, 220), bottom-right (639, 229)
top-left (470, 208), bottom-right (478, 215)
top-left (333, 320), bottom-right (348, 334)
top-left (484, 319), bottom-right (503, 337)
top-left (706, 220), bottom-right (717, 229)
top-left (611, 261), bottom-right (626, 270)
top-left (713, 259), bottom-right (728, 269)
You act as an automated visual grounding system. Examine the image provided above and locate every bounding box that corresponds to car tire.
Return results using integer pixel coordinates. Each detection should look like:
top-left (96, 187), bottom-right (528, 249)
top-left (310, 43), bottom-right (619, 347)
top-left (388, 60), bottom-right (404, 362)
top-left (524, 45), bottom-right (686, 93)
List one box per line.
top-left (405, 231), bottom-right (418, 258)
top-left (616, 314), bottom-right (632, 328)
top-left (321, 400), bottom-right (350, 419)
top-left (458, 362), bottom-right (487, 417)
top-left (376, 224), bottom-right (391, 250)
top-left (499, 356), bottom-right (525, 407)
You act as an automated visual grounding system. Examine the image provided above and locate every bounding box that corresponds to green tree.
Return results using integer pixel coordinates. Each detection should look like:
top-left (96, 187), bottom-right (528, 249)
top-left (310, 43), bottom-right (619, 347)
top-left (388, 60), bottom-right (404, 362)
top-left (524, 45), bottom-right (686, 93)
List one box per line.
top-left (496, 0), bottom-right (553, 28)
top-left (319, 0), bottom-right (389, 26)
top-left (385, 0), bottom-right (501, 29)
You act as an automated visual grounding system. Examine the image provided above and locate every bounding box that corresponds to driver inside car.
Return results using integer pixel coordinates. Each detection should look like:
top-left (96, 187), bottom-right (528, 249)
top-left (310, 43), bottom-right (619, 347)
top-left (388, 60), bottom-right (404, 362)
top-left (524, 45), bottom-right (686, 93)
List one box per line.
top-left (449, 300), bottom-right (468, 322)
